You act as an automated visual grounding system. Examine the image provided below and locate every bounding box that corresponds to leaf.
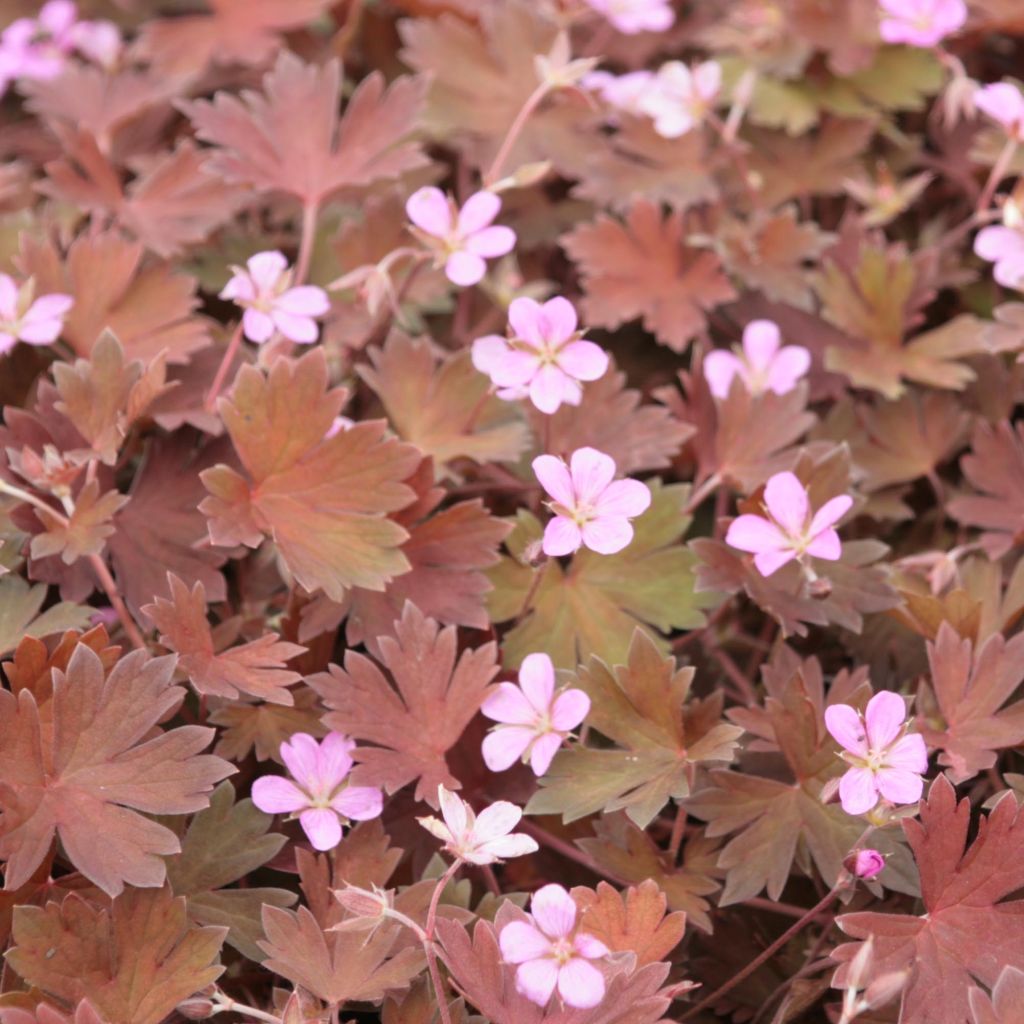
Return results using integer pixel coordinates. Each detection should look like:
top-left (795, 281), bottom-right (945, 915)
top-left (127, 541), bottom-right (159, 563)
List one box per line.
top-left (562, 201), bottom-right (737, 352)
top-left (30, 481), bottom-right (128, 565)
top-left (0, 644), bottom-right (234, 897)
top-left (6, 885), bottom-right (226, 1024)
top-left (52, 332), bottom-right (170, 466)
top-left (0, 1000), bottom-right (105, 1024)
top-left (0, 576), bottom-right (90, 658)
top-left (144, 573), bottom-right (304, 705)
top-left (832, 776), bottom-right (1024, 1024)
top-left (210, 688), bottom-right (326, 764)
top-left (948, 420), bottom-right (1024, 558)
top-left (138, 0), bottom-right (335, 75)
top-left (527, 630), bottom-right (743, 827)
top-left (42, 134), bottom-right (246, 258)
top-left (487, 480), bottom-right (714, 670)
top-left (529, 359), bottom-right (693, 475)
top-left (259, 904), bottom-right (423, 1006)
top-left (917, 622), bottom-right (1024, 784)
top-left (16, 230), bottom-right (209, 364)
top-left (577, 813), bottom-right (721, 933)
top-left (969, 966), bottom-right (1024, 1024)
top-left (359, 333), bottom-right (530, 472)
top-left (572, 880), bottom-right (687, 967)
top-left (3, 625), bottom-right (119, 707)
top-left (107, 434), bottom-right (229, 627)
top-left (200, 349), bottom-right (421, 599)
top-left (184, 52), bottom-right (429, 210)
top-left (165, 781), bottom-right (296, 961)
top-left (309, 603), bottom-right (498, 804)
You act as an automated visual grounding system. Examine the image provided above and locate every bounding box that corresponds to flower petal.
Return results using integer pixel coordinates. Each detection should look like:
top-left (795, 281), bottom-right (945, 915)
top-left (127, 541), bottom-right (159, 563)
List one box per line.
top-left (864, 691), bottom-right (907, 751)
top-left (557, 957), bottom-right (606, 1009)
top-left (246, 250), bottom-right (288, 291)
top-left (886, 733), bottom-right (929, 773)
top-left (481, 681), bottom-right (537, 725)
top-left (515, 958), bottom-right (559, 1007)
top-left (471, 334), bottom-right (510, 374)
top-left (330, 785), bottom-right (383, 821)
top-left (509, 297), bottom-right (546, 347)
top-left (445, 250), bottom-right (487, 287)
top-left (753, 547), bottom-right (798, 576)
top-left (242, 308), bottom-right (275, 343)
top-left (703, 350), bottom-right (742, 398)
top-left (280, 733), bottom-right (321, 791)
top-left (272, 311), bottom-right (319, 343)
top-left (725, 514), bottom-right (788, 554)
top-left (533, 454), bottom-right (575, 506)
top-left (474, 832), bottom-right (538, 862)
top-left (464, 225), bottom-right (517, 258)
top-left (276, 285), bottom-right (330, 317)
top-left (317, 732), bottom-right (355, 790)
top-left (438, 785), bottom-right (469, 837)
top-left (529, 363), bottom-right (571, 413)
top-left (808, 495), bottom-right (853, 535)
top-left (838, 767), bottom-right (879, 816)
top-left (741, 319), bottom-right (781, 372)
top-left (299, 808), bottom-right (342, 851)
top-left (488, 348), bottom-right (540, 388)
top-left (581, 516), bottom-right (634, 554)
top-left (557, 339), bottom-right (608, 382)
top-left (574, 931), bottom-right (610, 959)
top-left (974, 226), bottom-right (1024, 262)
top-left (500, 920), bottom-right (552, 964)
top-left (805, 528), bottom-right (842, 561)
top-left (251, 776), bottom-right (307, 814)
top-left (763, 471), bottom-right (809, 536)
top-left (767, 345), bottom-right (811, 395)
top-left (457, 190), bottom-right (501, 235)
top-left (528, 732), bottom-right (562, 776)
top-left (531, 883), bottom-right (577, 939)
top-left (594, 478), bottom-right (651, 519)
top-left (551, 688), bottom-right (590, 732)
top-left (482, 726), bottom-right (535, 771)
top-left (543, 516), bottom-right (583, 556)
top-left (875, 767), bottom-right (924, 806)
top-left (539, 296), bottom-right (578, 341)
top-left (569, 447), bottom-right (617, 505)
top-left (406, 186), bottom-right (451, 237)
top-left (824, 704), bottom-right (869, 756)
top-left (474, 800), bottom-right (522, 843)
top-left (518, 652), bottom-right (555, 712)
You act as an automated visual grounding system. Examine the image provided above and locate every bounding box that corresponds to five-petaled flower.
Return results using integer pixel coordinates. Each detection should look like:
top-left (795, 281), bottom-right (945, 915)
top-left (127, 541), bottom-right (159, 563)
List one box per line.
top-left (221, 251), bottom-right (330, 345)
top-left (406, 187), bottom-right (517, 287)
top-left (583, 69), bottom-right (659, 116)
top-left (725, 471), bottom-right (853, 577)
top-left (533, 447), bottom-right (651, 556)
top-left (0, 273), bottom-right (73, 357)
top-left (641, 60), bottom-right (721, 138)
top-left (500, 883), bottom-right (610, 1009)
top-left (481, 652), bottom-right (591, 776)
top-left (703, 320), bottom-right (811, 399)
top-left (877, 0), bottom-right (967, 48)
top-left (824, 692), bottom-right (929, 816)
top-left (251, 732), bottom-right (383, 852)
top-left (472, 296), bottom-right (609, 413)
top-left (418, 786), bottom-right (539, 865)
top-left (583, 0), bottom-right (676, 34)
top-left (975, 82), bottom-right (1024, 142)
top-left (974, 223), bottom-right (1024, 289)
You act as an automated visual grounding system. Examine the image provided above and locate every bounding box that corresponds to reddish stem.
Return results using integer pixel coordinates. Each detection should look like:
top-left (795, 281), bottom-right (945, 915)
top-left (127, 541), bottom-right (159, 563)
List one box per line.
top-left (484, 82), bottom-right (551, 187)
top-left (205, 322), bottom-right (244, 412)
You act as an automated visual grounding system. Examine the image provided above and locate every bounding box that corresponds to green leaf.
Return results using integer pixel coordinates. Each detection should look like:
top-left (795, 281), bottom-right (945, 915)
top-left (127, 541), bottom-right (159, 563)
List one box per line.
top-left (526, 630), bottom-right (744, 827)
top-left (0, 575), bottom-right (90, 657)
top-left (487, 481), bottom-right (715, 669)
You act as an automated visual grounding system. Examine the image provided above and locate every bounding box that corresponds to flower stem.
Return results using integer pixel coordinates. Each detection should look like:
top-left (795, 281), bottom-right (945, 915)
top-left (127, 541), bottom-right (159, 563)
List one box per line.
top-left (205, 322), bottom-right (244, 412)
top-left (295, 199), bottom-right (320, 285)
top-left (424, 859), bottom-right (462, 1024)
top-left (684, 473), bottom-right (723, 515)
top-left (515, 558), bottom-right (549, 625)
top-left (976, 136), bottom-right (1018, 214)
top-left (484, 82), bottom-right (551, 187)
top-left (212, 999), bottom-right (281, 1024)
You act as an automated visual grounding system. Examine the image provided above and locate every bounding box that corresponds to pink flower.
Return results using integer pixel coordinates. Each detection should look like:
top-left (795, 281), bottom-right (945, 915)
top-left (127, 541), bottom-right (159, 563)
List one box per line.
top-left (0, 1), bottom-right (78, 83)
top-left (852, 848), bottom-right (886, 879)
top-left (418, 786), bottom-right (539, 866)
top-left (703, 320), bottom-right (811, 399)
top-left (583, 0), bottom-right (676, 34)
top-left (582, 70), bottom-right (659, 116)
top-left (974, 226), bottom-right (1024, 289)
top-left (975, 82), bottom-right (1024, 142)
top-left (824, 692), bottom-right (929, 816)
top-left (640, 60), bottom-right (721, 139)
top-left (533, 447), bottom-right (651, 556)
top-left (878, 0), bottom-right (967, 47)
top-left (220, 251), bottom-right (330, 345)
top-left (406, 187), bottom-right (516, 287)
top-left (481, 653), bottom-right (591, 776)
top-left (725, 472), bottom-right (853, 577)
top-left (472, 297), bottom-right (609, 414)
top-left (0, 273), bottom-right (73, 356)
top-left (251, 732), bottom-right (383, 851)
top-left (69, 19), bottom-right (121, 68)
top-left (499, 884), bottom-right (610, 1009)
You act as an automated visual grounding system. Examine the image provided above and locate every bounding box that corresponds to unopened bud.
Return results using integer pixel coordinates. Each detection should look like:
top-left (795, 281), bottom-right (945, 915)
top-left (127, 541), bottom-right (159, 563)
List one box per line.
top-left (848, 848), bottom-right (885, 880)
top-left (176, 996), bottom-right (215, 1020)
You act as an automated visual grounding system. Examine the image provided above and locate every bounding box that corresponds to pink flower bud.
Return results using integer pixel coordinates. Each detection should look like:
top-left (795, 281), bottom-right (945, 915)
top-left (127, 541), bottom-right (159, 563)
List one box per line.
top-left (851, 848), bottom-right (886, 880)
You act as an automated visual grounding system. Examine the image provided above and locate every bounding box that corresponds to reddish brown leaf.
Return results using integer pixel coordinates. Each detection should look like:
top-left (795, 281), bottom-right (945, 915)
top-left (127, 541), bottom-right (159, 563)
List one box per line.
top-left (144, 573), bottom-right (304, 706)
top-left (184, 52), bottom-right (429, 210)
top-left (16, 230), bottom-right (209, 364)
top-left (0, 1000), bottom-right (105, 1024)
top-left (209, 688), bottom-right (326, 764)
top-left (562, 201), bottom-right (737, 352)
top-left (30, 480), bottom-right (128, 565)
top-left (833, 776), bottom-right (1024, 1024)
top-left (3, 626), bottom-right (120, 707)
top-left (572, 880), bottom-right (687, 967)
top-left (948, 420), bottom-right (1024, 558)
top-left (200, 350), bottom-right (421, 599)
top-left (6, 885), bottom-right (225, 1024)
top-left (969, 967), bottom-right (1024, 1024)
top-left (309, 602), bottom-right (498, 804)
top-left (918, 622), bottom-right (1024, 783)
top-left (0, 645), bottom-right (234, 897)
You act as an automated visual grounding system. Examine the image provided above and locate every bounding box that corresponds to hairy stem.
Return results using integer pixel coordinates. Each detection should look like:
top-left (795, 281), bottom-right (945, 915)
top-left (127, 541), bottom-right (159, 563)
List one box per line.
top-left (484, 82), bottom-right (551, 187)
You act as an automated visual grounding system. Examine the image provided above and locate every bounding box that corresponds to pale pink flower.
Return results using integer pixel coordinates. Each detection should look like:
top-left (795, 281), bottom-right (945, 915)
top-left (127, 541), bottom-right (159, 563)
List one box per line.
top-left (640, 60), bottom-right (721, 139)
top-left (975, 82), bottom-right (1024, 142)
top-left (481, 653), bottom-right (591, 777)
top-left (0, 273), bottom-right (73, 357)
top-left (0, 1), bottom-right (78, 83)
top-left (878, 0), bottom-right (967, 47)
top-left (69, 19), bottom-right (122, 68)
top-left (500, 884), bottom-right (610, 1009)
top-left (472, 297), bottom-right (609, 414)
top-left (533, 447), bottom-right (651, 557)
top-left (824, 692), bottom-right (929, 816)
top-left (251, 732), bottom-right (383, 851)
top-left (220, 251), bottom-right (330, 345)
top-left (703, 320), bottom-right (811, 399)
top-left (726, 472), bottom-right (853, 577)
top-left (583, 0), bottom-right (676, 34)
top-left (583, 70), bottom-right (660, 116)
top-left (852, 848), bottom-right (886, 879)
top-left (418, 786), bottom-right (539, 866)
top-left (974, 226), bottom-right (1024, 289)
top-left (406, 187), bottom-right (516, 287)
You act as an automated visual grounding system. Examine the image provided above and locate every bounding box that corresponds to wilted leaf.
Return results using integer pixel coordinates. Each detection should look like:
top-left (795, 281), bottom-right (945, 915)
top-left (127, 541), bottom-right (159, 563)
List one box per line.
top-left (200, 350), bottom-right (421, 599)
top-left (0, 645), bottom-right (234, 896)
top-left (6, 885), bottom-right (225, 1024)
top-left (309, 603), bottom-right (498, 804)
top-left (562, 201), bottom-right (737, 353)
